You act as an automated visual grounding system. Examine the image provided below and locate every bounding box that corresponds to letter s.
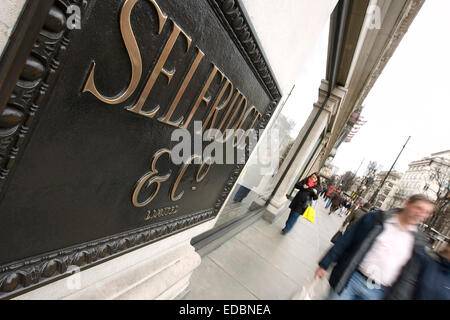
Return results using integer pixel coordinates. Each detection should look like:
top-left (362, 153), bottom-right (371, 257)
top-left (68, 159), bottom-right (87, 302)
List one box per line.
top-left (82, 0), bottom-right (167, 104)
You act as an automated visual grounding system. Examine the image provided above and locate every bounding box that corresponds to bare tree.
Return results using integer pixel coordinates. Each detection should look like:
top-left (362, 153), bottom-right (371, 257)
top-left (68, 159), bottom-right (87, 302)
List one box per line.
top-left (359, 161), bottom-right (379, 198)
top-left (341, 171), bottom-right (356, 192)
top-left (424, 161), bottom-right (450, 233)
top-left (329, 174), bottom-right (339, 186)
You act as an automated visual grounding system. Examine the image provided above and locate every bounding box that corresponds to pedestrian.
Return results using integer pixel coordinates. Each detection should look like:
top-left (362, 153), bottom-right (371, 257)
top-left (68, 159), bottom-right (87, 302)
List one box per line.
top-left (282, 172), bottom-right (321, 234)
top-left (385, 242), bottom-right (450, 300)
top-left (329, 190), bottom-right (342, 214)
top-left (233, 184), bottom-right (251, 203)
top-left (325, 185), bottom-right (334, 208)
top-left (339, 197), bottom-right (349, 217)
top-left (343, 201), bottom-right (371, 229)
top-left (314, 194), bottom-right (435, 300)
top-left (331, 201), bottom-right (370, 244)
top-left (345, 199), bottom-right (353, 217)
top-left (320, 184), bottom-right (328, 199)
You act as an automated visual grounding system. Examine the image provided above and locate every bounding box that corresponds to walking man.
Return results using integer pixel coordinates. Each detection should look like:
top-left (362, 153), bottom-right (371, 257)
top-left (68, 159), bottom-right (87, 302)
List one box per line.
top-left (314, 194), bottom-right (435, 300)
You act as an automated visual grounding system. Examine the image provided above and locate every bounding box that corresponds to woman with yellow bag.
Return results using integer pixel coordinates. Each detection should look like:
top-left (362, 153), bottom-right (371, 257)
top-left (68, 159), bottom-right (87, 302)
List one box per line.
top-left (282, 172), bottom-right (321, 234)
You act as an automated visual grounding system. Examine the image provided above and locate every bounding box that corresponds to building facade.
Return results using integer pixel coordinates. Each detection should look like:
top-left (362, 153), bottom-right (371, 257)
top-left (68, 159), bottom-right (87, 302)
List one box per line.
top-left (0, 0), bottom-right (425, 299)
top-left (384, 150), bottom-right (450, 236)
top-left (362, 170), bottom-right (403, 210)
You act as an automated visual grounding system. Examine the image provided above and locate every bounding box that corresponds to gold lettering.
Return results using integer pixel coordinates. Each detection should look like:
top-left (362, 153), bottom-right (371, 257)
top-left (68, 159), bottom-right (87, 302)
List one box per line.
top-left (127, 21), bottom-right (192, 117)
top-left (236, 109), bottom-right (262, 149)
top-left (212, 89), bottom-right (241, 140)
top-left (145, 205), bottom-right (179, 220)
top-left (181, 65), bottom-right (221, 130)
top-left (196, 157), bottom-right (213, 183)
top-left (171, 155), bottom-right (201, 201)
top-left (201, 77), bottom-right (234, 135)
top-left (82, 0), bottom-right (167, 104)
top-left (158, 48), bottom-right (205, 127)
top-left (220, 94), bottom-right (247, 143)
top-left (132, 149), bottom-right (171, 207)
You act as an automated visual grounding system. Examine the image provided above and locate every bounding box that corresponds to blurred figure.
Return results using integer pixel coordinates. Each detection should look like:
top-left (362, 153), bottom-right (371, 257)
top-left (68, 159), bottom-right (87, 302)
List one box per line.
top-left (320, 182), bottom-right (328, 199)
top-left (233, 184), bottom-right (251, 202)
top-left (338, 197), bottom-right (348, 217)
top-left (315, 194), bottom-right (435, 300)
top-left (344, 201), bottom-right (372, 229)
top-left (282, 173), bottom-right (320, 234)
top-left (325, 185), bottom-right (335, 208)
top-left (329, 190), bottom-right (342, 215)
top-left (385, 242), bottom-right (450, 300)
top-left (331, 202), bottom-right (372, 244)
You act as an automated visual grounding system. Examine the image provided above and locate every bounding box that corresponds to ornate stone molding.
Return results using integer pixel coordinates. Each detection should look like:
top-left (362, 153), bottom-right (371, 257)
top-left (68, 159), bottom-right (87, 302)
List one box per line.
top-left (353, 0), bottom-right (425, 109)
top-left (0, 208), bottom-right (214, 299)
top-left (0, 0), bottom-right (84, 193)
top-left (208, 0), bottom-right (282, 101)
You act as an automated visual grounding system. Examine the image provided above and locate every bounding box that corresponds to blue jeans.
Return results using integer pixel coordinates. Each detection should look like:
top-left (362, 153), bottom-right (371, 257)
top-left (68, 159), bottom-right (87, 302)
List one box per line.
top-left (325, 198), bottom-right (332, 208)
top-left (233, 185), bottom-right (251, 202)
top-left (283, 210), bottom-right (303, 233)
top-left (327, 271), bottom-right (387, 300)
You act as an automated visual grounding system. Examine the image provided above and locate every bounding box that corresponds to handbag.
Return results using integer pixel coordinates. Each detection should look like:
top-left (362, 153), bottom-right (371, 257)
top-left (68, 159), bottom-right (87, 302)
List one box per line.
top-left (301, 205), bottom-right (316, 223)
top-left (292, 277), bottom-right (328, 300)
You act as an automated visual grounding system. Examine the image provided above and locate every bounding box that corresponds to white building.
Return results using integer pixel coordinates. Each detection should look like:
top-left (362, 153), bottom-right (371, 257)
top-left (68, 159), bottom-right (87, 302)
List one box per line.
top-left (384, 150), bottom-right (450, 209)
top-left (363, 170), bottom-right (403, 210)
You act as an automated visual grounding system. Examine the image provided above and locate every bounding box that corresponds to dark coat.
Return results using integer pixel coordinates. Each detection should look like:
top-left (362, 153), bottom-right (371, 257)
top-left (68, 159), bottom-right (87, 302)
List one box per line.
top-left (288, 178), bottom-right (319, 213)
top-left (385, 247), bottom-right (450, 300)
top-left (331, 192), bottom-right (342, 207)
top-left (343, 207), bottom-right (370, 229)
top-left (318, 209), bottom-right (428, 295)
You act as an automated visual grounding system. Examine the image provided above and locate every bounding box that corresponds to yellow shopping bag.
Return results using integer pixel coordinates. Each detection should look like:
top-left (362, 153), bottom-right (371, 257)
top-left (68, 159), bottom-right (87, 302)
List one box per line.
top-left (302, 206), bottom-right (316, 223)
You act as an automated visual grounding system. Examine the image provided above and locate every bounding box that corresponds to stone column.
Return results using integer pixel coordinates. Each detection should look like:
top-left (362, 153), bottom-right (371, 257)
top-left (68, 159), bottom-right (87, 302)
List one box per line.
top-left (261, 80), bottom-right (347, 222)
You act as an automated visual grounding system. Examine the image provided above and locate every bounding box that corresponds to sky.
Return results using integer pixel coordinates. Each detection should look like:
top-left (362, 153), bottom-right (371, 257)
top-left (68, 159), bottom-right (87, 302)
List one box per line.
top-left (281, 0), bottom-right (450, 177)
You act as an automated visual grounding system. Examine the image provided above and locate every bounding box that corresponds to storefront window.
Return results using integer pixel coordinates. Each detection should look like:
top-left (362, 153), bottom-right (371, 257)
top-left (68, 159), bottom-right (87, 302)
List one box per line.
top-left (207, 20), bottom-right (331, 233)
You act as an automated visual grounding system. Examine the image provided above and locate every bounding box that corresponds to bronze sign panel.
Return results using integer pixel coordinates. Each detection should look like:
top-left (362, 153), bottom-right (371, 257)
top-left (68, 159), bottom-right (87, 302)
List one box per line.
top-left (0, 0), bottom-right (280, 298)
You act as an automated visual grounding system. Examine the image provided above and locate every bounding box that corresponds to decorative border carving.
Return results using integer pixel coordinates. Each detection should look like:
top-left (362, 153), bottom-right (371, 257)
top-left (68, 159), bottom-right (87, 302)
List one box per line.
top-left (0, 0), bottom-right (81, 193)
top-left (208, 0), bottom-right (282, 101)
top-left (0, 208), bottom-right (215, 299)
top-left (0, 0), bottom-right (281, 299)
top-left (353, 0), bottom-right (425, 109)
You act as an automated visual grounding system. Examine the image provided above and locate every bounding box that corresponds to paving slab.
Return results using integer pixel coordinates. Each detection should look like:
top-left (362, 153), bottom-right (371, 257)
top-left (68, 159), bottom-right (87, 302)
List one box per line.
top-left (184, 257), bottom-right (257, 300)
top-left (208, 238), bottom-right (298, 300)
top-left (185, 197), bottom-right (346, 300)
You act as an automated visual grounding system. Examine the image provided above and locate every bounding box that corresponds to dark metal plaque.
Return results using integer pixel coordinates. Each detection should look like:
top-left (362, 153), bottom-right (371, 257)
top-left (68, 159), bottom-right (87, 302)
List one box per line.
top-left (0, 0), bottom-right (280, 298)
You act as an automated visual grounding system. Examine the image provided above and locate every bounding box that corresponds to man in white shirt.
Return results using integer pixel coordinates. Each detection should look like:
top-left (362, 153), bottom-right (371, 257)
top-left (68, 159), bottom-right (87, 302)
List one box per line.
top-left (315, 194), bottom-right (435, 300)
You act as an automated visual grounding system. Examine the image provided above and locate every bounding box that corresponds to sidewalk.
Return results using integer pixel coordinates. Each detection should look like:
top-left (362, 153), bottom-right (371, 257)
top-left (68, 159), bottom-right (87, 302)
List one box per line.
top-left (184, 197), bottom-right (346, 300)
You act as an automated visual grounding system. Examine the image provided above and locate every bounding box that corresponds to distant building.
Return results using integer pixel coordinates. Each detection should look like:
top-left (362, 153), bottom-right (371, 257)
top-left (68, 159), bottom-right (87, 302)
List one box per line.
top-left (383, 150), bottom-right (450, 236)
top-left (363, 171), bottom-right (403, 209)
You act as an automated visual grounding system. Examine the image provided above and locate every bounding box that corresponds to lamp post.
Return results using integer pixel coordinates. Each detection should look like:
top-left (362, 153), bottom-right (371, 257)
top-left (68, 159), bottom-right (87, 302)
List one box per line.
top-left (369, 136), bottom-right (411, 205)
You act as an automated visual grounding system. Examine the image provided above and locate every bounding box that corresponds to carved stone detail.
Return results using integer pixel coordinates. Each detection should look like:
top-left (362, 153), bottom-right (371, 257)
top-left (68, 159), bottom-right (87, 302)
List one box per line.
top-left (209, 0), bottom-right (282, 101)
top-left (353, 0), bottom-right (425, 109)
top-left (0, 0), bottom-right (80, 192)
top-left (0, 0), bottom-right (281, 299)
top-left (0, 208), bottom-right (215, 298)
